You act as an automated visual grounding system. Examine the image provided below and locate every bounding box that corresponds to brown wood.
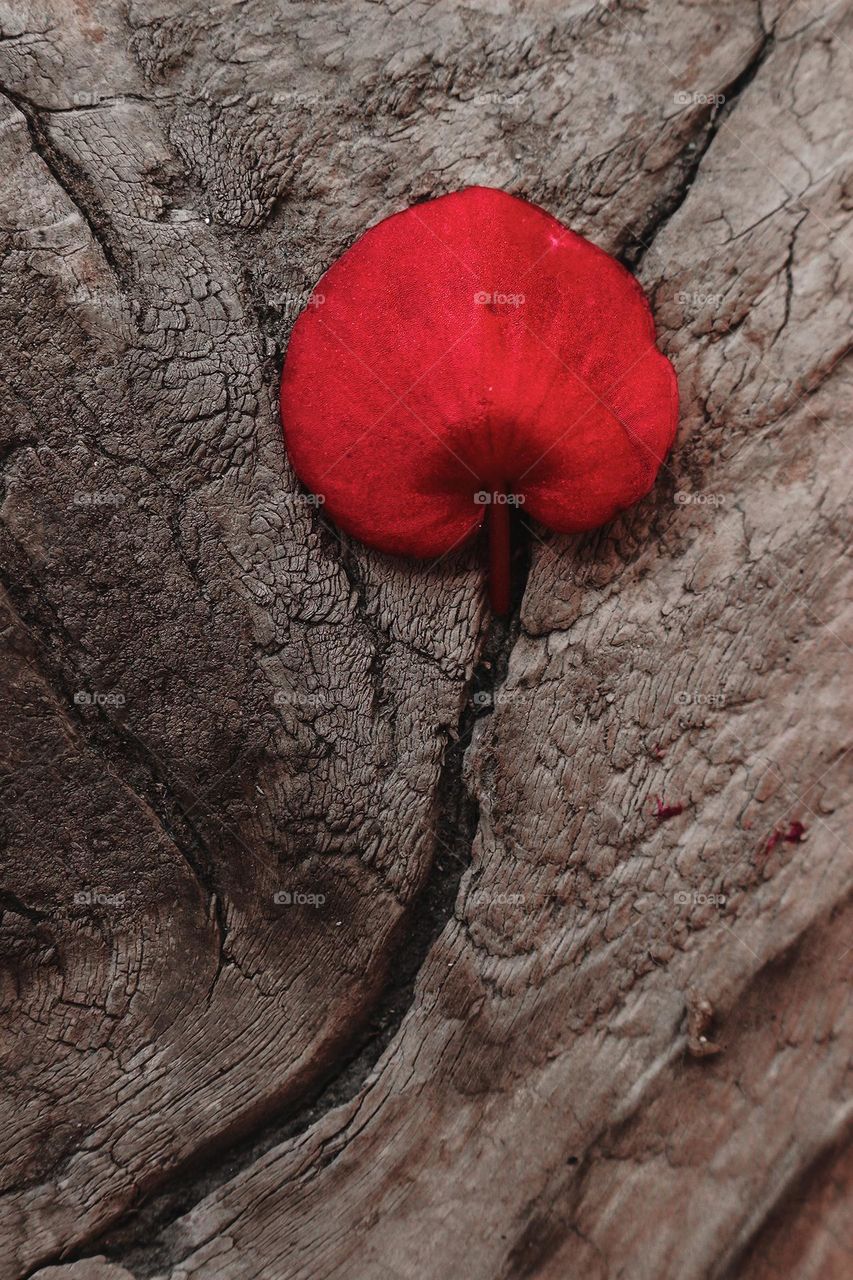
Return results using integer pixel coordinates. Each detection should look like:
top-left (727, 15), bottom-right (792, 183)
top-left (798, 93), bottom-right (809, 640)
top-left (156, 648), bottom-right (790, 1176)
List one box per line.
top-left (0, 2), bottom-right (850, 1278)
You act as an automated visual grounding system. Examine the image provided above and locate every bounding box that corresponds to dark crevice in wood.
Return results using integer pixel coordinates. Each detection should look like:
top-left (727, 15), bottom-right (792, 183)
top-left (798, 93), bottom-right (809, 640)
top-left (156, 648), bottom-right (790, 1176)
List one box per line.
top-left (619, 28), bottom-right (773, 270)
top-left (716, 1126), bottom-right (853, 1280)
top-left (0, 564), bottom-right (233, 1003)
top-left (0, 891), bottom-right (48, 925)
top-left (9, 7), bottom-right (839, 1271)
top-left (0, 86), bottom-right (135, 292)
top-left (31, 538), bottom-right (534, 1278)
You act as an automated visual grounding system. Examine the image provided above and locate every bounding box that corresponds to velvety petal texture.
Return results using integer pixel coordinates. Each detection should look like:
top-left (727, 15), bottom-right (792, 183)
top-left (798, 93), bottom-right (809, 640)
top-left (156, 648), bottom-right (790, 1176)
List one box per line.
top-left (280, 186), bottom-right (678, 559)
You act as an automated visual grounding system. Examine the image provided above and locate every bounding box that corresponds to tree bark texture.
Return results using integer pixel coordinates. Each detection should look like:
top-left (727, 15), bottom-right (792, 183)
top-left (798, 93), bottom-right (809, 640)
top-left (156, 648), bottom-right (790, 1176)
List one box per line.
top-left (0, 2), bottom-right (850, 1278)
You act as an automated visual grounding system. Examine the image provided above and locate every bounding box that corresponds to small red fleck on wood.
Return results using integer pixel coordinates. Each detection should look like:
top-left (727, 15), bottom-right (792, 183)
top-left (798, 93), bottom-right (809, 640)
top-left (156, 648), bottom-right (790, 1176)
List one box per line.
top-left (654, 795), bottom-right (684, 822)
top-left (765, 819), bottom-right (807, 854)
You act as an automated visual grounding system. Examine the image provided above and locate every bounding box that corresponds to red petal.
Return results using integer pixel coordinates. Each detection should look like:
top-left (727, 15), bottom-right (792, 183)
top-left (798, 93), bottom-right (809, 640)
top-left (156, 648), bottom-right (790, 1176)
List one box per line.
top-left (281, 187), bottom-right (677, 558)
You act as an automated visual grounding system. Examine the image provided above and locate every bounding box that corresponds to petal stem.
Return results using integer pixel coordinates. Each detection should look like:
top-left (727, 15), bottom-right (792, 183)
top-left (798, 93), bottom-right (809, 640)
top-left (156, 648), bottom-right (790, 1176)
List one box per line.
top-left (488, 484), bottom-right (511, 616)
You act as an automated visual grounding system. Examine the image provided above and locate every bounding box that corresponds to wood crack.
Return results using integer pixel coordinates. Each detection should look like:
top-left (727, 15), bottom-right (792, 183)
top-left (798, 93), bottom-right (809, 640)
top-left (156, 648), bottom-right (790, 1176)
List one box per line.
top-left (621, 27), bottom-right (774, 268)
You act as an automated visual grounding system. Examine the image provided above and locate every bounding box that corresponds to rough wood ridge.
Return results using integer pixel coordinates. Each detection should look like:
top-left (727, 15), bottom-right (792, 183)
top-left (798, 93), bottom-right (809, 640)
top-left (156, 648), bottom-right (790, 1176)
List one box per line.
top-left (0, 2), bottom-right (850, 1278)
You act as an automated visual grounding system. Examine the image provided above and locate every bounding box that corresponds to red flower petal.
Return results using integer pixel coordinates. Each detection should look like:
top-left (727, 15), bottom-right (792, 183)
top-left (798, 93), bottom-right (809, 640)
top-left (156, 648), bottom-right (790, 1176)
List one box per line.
top-left (281, 187), bottom-right (677, 570)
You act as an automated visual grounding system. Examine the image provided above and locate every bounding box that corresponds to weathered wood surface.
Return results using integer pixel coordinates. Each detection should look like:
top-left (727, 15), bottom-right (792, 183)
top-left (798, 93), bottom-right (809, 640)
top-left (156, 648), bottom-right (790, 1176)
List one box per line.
top-left (0, 1), bottom-right (850, 1278)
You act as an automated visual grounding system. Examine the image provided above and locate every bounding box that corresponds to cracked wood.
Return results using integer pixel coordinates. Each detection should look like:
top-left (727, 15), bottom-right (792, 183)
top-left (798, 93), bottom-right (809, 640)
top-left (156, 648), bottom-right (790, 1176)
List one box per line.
top-left (0, 2), bottom-right (850, 1279)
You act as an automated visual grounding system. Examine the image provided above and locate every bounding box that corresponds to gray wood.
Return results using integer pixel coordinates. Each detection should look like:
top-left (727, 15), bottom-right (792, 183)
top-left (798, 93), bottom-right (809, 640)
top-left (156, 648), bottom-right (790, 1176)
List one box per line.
top-left (0, 2), bottom-right (850, 1278)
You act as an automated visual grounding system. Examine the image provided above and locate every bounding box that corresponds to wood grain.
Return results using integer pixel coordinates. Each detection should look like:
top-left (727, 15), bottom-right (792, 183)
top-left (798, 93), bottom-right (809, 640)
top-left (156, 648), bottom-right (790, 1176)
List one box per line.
top-left (0, 2), bottom-right (849, 1278)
